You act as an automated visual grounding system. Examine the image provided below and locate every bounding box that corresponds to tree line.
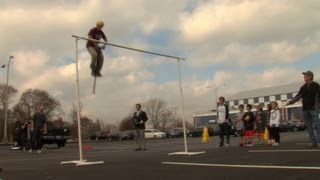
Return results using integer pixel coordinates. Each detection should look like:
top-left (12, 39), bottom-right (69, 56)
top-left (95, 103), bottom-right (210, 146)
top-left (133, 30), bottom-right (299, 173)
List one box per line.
top-left (0, 83), bottom-right (193, 141)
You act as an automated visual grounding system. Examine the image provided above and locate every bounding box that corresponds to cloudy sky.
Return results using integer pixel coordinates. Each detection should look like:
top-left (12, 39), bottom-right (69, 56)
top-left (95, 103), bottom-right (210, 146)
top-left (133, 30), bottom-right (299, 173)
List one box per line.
top-left (1, 0), bottom-right (320, 125)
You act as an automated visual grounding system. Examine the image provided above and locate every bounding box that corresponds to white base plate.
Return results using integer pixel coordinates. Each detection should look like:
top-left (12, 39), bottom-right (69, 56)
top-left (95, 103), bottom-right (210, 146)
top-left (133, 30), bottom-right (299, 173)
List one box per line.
top-left (61, 160), bottom-right (104, 167)
top-left (168, 151), bottom-right (205, 156)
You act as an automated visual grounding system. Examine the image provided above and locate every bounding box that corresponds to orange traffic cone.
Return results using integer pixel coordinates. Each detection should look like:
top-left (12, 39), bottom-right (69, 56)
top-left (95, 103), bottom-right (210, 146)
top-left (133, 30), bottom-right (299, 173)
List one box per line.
top-left (202, 127), bottom-right (210, 143)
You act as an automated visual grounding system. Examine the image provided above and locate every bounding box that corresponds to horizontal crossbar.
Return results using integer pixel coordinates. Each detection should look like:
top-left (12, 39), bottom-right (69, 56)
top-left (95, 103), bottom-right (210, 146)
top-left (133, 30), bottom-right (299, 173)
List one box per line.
top-left (72, 35), bottom-right (185, 60)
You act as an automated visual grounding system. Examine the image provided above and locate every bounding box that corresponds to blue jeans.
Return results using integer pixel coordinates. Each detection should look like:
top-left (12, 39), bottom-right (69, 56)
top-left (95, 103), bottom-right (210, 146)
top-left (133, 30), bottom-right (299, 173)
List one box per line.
top-left (303, 110), bottom-right (320, 144)
top-left (31, 129), bottom-right (43, 150)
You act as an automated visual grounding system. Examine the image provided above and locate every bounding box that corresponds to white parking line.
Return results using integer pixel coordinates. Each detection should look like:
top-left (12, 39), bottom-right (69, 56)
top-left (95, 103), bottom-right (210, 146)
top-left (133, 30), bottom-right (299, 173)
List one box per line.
top-left (248, 149), bottom-right (320, 153)
top-left (162, 162), bottom-right (320, 170)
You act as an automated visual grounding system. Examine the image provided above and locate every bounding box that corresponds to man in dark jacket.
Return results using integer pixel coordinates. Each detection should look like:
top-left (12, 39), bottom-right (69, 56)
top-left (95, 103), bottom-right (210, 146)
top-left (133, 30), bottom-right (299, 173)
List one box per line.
top-left (287, 71), bottom-right (320, 147)
top-left (30, 106), bottom-right (47, 153)
top-left (132, 103), bottom-right (148, 151)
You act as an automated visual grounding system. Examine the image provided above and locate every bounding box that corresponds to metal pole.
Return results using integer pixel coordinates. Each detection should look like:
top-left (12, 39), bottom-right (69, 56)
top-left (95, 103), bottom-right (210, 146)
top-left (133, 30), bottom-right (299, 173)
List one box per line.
top-left (71, 35), bottom-right (185, 61)
top-left (3, 56), bottom-right (13, 143)
top-left (176, 59), bottom-right (188, 153)
top-left (75, 38), bottom-right (83, 161)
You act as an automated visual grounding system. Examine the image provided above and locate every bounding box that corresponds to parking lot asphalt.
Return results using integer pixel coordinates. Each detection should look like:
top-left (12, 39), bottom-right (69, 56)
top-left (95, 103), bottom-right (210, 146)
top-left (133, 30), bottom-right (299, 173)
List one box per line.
top-left (1, 131), bottom-right (320, 180)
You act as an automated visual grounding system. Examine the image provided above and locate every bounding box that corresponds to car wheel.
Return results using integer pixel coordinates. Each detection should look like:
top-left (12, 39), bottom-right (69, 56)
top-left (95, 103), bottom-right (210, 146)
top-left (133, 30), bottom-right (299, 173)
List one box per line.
top-left (292, 127), bottom-right (298, 132)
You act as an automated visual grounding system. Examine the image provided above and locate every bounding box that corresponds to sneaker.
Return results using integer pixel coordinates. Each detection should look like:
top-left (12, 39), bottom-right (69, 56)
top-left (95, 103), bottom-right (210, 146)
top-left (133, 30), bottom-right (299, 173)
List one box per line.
top-left (134, 148), bottom-right (141, 151)
top-left (245, 143), bottom-right (253, 147)
top-left (225, 143), bottom-right (230, 147)
top-left (272, 143), bottom-right (279, 147)
top-left (29, 149), bottom-right (33, 153)
top-left (36, 150), bottom-right (42, 154)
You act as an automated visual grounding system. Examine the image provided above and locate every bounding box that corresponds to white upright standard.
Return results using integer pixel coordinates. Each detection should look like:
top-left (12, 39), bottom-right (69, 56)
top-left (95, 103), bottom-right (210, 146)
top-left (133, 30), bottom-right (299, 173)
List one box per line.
top-left (60, 37), bottom-right (104, 167)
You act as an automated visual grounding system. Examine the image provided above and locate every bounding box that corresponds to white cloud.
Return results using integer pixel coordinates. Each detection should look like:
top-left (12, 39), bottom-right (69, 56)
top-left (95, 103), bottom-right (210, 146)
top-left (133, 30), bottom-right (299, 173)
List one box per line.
top-left (179, 0), bottom-right (320, 67)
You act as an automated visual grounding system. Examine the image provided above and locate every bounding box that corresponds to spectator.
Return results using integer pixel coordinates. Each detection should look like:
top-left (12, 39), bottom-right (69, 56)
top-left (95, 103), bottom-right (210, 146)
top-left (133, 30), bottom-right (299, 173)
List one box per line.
top-left (287, 71), bottom-right (320, 147)
top-left (30, 106), bottom-right (47, 154)
top-left (255, 105), bottom-right (267, 146)
top-left (242, 104), bottom-right (255, 147)
top-left (269, 101), bottom-right (281, 146)
top-left (235, 104), bottom-right (245, 147)
top-left (132, 103), bottom-right (148, 151)
top-left (217, 96), bottom-right (230, 147)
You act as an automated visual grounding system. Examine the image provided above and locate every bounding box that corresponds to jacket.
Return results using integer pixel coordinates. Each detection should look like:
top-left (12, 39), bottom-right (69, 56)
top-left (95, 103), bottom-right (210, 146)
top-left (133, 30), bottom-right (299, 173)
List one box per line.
top-left (132, 111), bottom-right (148, 129)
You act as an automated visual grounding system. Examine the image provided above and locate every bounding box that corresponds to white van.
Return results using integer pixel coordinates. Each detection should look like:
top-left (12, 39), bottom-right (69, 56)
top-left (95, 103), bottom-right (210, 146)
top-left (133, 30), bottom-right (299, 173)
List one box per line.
top-left (145, 129), bottom-right (166, 139)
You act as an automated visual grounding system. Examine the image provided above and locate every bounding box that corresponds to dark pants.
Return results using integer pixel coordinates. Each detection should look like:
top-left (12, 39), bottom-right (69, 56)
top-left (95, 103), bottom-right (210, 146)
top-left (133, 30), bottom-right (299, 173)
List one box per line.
top-left (269, 127), bottom-right (280, 143)
top-left (31, 129), bottom-right (43, 150)
top-left (219, 123), bottom-right (230, 145)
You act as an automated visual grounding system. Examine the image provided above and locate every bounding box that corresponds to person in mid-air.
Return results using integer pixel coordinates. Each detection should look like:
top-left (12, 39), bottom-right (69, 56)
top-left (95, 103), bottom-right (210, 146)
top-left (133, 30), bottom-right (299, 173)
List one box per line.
top-left (86, 20), bottom-right (108, 77)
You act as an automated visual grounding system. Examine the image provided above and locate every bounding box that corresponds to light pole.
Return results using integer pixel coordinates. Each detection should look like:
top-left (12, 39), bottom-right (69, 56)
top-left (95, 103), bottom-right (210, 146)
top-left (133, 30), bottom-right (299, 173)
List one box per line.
top-left (2, 56), bottom-right (13, 143)
top-left (214, 83), bottom-right (226, 108)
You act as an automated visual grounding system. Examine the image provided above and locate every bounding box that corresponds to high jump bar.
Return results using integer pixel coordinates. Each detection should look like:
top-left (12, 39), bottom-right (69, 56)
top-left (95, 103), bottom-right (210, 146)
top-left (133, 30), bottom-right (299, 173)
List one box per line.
top-left (72, 35), bottom-right (185, 60)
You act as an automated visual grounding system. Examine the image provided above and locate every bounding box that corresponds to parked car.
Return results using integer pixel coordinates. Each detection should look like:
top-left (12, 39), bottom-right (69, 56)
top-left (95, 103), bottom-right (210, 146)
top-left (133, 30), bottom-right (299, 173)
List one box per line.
top-left (145, 129), bottom-right (166, 139)
top-left (109, 132), bottom-right (132, 141)
top-left (163, 128), bottom-right (184, 138)
top-left (89, 131), bottom-right (109, 140)
top-left (124, 130), bottom-right (136, 139)
top-left (188, 127), bottom-right (213, 137)
top-left (279, 121), bottom-right (306, 132)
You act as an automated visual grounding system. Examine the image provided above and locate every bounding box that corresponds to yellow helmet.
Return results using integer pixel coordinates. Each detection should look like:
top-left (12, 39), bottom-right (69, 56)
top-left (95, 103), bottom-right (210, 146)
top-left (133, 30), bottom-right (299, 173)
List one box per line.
top-left (96, 20), bottom-right (104, 27)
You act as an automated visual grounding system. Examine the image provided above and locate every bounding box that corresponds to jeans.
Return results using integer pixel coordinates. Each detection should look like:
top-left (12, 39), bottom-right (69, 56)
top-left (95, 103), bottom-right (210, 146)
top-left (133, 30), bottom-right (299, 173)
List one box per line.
top-left (31, 129), bottom-right (43, 150)
top-left (303, 110), bottom-right (320, 144)
top-left (219, 122), bottom-right (230, 145)
top-left (87, 46), bottom-right (104, 73)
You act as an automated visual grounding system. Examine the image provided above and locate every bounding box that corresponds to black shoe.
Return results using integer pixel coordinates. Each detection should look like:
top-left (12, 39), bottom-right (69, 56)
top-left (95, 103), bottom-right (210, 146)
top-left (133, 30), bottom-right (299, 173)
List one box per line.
top-left (134, 148), bottom-right (141, 151)
top-left (142, 148), bottom-right (146, 151)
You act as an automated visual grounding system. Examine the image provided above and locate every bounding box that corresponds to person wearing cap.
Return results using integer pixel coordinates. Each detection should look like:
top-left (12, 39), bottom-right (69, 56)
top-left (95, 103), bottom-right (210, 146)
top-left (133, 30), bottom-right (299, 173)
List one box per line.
top-left (287, 71), bottom-right (320, 147)
top-left (86, 20), bottom-right (108, 77)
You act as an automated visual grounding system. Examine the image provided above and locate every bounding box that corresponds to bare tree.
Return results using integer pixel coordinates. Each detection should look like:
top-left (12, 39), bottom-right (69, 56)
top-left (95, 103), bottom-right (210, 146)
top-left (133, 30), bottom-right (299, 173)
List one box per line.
top-left (0, 83), bottom-right (18, 109)
top-left (144, 98), bottom-right (174, 129)
top-left (13, 89), bottom-right (63, 121)
top-left (119, 114), bottom-right (134, 131)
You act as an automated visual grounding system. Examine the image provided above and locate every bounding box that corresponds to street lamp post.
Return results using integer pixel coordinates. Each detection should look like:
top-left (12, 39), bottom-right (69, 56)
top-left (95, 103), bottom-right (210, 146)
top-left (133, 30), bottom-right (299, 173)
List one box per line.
top-left (214, 83), bottom-right (226, 109)
top-left (2, 56), bottom-right (14, 143)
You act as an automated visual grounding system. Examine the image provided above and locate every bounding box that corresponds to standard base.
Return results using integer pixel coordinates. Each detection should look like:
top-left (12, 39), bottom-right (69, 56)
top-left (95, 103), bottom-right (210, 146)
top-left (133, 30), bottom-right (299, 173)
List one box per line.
top-left (168, 151), bottom-right (206, 156)
top-left (61, 160), bottom-right (104, 167)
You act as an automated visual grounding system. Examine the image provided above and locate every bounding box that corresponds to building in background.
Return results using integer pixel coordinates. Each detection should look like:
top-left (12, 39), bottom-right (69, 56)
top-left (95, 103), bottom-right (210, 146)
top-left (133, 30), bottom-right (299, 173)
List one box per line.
top-left (193, 80), bottom-right (320, 127)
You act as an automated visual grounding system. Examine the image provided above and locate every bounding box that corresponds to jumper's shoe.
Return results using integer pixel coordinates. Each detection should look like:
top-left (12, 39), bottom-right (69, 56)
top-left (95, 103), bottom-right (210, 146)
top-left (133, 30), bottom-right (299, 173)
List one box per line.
top-left (245, 143), bottom-right (253, 147)
top-left (29, 149), bottom-right (33, 153)
top-left (96, 71), bottom-right (102, 77)
top-left (134, 148), bottom-right (141, 151)
top-left (225, 143), bottom-right (230, 147)
top-left (272, 143), bottom-right (279, 147)
top-left (36, 150), bottom-right (42, 154)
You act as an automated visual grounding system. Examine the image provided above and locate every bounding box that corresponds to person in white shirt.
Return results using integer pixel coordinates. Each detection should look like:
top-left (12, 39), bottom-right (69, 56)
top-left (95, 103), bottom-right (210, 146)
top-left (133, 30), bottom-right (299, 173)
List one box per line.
top-left (269, 101), bottom-right (281, 146)
top-left (217, 96), bottom-right (230, 147)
